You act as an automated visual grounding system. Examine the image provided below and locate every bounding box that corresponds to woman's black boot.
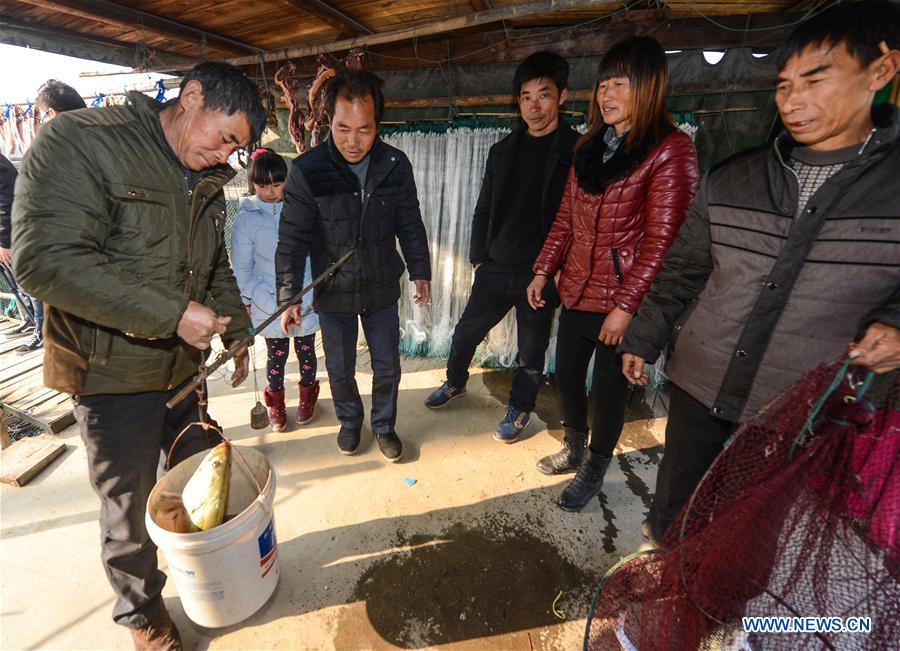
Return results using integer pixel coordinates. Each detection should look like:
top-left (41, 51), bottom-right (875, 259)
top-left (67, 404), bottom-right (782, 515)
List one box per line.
top-left (557, 449), bottom-right (612, 512)
top-left (536, 427), bottom-right (587, 475)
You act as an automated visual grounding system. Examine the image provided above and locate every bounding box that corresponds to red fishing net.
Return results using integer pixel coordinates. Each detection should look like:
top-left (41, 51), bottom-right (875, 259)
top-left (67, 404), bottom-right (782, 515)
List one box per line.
top-left (586, 359), bottom-right (899, 650)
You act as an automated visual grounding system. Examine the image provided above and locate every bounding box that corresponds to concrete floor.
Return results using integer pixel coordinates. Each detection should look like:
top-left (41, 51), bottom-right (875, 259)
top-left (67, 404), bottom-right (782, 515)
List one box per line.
top-left (1, 341), bottom-right (665, 650)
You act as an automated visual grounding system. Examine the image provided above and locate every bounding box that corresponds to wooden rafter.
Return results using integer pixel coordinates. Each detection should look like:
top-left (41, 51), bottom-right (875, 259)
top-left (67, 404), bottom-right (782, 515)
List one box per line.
top-left (17, 0), bottom-right (266, 55)
top-left (335, 10), bottom-right (797, 72)
top-left (280, 0), bottom-right (373, 37)
top-left (152, 0), bottom-right (621, 71)
top-left (470, 0), bottom-right (494, 11)
top-left (0, 14), bottom-right (194, 69)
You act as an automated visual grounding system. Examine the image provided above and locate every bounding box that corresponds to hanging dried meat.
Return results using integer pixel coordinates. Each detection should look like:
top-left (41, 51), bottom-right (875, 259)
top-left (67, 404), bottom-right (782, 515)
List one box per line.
top-left (274, 52), bottom-right (367, 156)
top-left (275, 61), bottom-right (307, 155)
top-left (305, 57), bottom-right (335, 149)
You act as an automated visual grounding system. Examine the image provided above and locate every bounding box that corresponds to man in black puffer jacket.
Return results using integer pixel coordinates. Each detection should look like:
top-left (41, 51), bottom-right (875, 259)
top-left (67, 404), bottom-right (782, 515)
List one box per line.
top-left (277, 69), bottom-right (431, 462)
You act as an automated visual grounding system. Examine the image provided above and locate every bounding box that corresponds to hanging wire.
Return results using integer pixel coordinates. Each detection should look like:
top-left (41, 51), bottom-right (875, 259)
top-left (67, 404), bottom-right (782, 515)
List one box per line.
top-left (685, 0), bottom-right (841, 32)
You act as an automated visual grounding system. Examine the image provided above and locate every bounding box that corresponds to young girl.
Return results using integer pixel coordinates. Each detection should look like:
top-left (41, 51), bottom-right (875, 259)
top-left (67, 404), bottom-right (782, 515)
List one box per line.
top-left (527, 37), bottom-right (700, 511)
top-left (231, 148), bottom-right (320, 431)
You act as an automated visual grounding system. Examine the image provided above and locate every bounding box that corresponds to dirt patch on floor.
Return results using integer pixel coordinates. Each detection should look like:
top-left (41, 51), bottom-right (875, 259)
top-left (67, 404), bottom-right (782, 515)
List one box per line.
top-left (334, 521), bottom-right (600, 649)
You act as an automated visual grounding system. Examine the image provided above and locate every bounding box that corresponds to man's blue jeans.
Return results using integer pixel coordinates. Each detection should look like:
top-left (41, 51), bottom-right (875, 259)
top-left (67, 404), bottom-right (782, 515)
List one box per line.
top-left (318, 302), bottom-right (401, 434)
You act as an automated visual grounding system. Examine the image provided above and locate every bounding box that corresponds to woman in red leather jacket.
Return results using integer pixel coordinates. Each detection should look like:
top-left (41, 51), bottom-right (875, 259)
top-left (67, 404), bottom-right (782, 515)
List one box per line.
top-left (526, 36), bottom-right (699, 511)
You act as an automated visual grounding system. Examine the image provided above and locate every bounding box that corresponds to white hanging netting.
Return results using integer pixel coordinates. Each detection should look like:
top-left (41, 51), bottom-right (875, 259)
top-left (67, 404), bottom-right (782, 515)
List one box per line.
top-left (387, 126), bottom-right (557, 370)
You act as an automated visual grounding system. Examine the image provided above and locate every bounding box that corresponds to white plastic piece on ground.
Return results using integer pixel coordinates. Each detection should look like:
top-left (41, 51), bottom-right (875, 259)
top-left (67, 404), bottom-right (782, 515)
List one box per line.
top-left (145, 446), bottom-right (278, 628)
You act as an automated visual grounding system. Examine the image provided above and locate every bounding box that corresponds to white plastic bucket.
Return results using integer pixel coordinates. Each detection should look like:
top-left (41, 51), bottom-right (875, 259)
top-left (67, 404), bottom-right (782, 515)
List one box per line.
top-left (145, 446), bottom-right (279, 628)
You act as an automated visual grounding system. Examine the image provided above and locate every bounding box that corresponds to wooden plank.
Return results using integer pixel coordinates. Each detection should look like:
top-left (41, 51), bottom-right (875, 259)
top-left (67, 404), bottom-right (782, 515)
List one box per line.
top-left (48, 409), bottom-right (75, 434)
top-left (30, 395), bottom-right (72, 423)
top-left (280, 0), bottom-right (373, 36)
top-left (0, 383), bottom-right (52, 410)
top-left (0, 337), bottom-right (32, 355)
top-left (0, 368), bottom-right (44, 397)
top-left (0, 364), bottom-right (44, 392)
top-left (0, 357), bottom-right (43, 389)
top-left (0, 433), bottom-right (66, 487)
top-left (15, 386), bottom-right (59, 413)
top-left (0, 320), bottom-right (22, 335)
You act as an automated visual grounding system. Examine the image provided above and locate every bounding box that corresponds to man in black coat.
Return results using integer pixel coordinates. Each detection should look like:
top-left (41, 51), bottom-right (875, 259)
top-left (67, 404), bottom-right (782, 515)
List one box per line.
top-left (277, 69), bottom-right (431, 462)
top-left (424, 51), bottom-right (578, 448)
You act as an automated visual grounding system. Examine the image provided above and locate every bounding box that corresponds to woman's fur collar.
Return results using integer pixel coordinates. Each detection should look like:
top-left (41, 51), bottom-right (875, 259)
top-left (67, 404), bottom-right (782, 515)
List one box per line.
top-left (574, 121), bottom-right (676, 195)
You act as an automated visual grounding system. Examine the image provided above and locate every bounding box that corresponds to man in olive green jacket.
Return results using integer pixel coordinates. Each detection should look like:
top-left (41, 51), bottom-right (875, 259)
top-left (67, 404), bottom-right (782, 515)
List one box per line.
top-left (12, 62), bottom-right (266, 649)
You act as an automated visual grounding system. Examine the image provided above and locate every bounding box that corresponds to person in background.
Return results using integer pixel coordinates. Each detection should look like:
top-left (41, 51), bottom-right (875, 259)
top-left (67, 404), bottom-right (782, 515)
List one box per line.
top-left (2, 80), bottom-right (87, 352)
top-left (620, 0), bottom-right (900, 547)
top-left (527, 36), bottom-right (699, 511)
top-left (0, 153), bottom-right (30, 335)
top-left (231, 147), bottom-right (321, 430)
top-left (423, 51), bottom-right (578, 444)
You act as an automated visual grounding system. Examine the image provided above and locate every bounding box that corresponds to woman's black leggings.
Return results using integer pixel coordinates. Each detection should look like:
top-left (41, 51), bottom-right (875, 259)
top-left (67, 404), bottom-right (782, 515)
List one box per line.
top-left (554, 312), bottom-right (629, 457)
top-left (265, 334), bottom-right (317, 392)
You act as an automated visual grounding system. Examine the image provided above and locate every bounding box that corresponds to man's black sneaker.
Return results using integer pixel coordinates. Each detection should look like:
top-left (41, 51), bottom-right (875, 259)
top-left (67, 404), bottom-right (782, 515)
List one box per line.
top-left (337, 425), bottom-right (361, 455)
top-left (6, 321), bottom-right (34, 337)
top-left (15, 333), bottom-right (42, 353)
top-left (375, 431), bottom-right (403, 462)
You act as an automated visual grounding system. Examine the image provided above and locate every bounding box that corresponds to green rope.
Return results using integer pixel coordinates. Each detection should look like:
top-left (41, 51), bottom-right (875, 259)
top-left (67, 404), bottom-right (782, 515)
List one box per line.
top-left (788, 358), bottom-right (874, 460)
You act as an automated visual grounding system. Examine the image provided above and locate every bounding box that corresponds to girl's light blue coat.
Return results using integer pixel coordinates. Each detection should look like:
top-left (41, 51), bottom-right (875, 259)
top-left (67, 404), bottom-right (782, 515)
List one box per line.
top-left (230, 195), bottom-right (319, 339)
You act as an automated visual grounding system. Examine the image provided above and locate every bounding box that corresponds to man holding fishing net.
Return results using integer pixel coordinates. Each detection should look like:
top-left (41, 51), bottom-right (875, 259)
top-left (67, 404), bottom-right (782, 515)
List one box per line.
top-left (619, 0), bottom-right (900, 548)
top-left (12, 62), bottom-right (266, 650)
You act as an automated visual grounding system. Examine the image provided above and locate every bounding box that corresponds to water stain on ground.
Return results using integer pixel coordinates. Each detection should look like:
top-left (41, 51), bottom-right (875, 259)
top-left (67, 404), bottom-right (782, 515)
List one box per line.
top-left (334, 522), bottom-right (599, 649)
top-left (615, 453), bottom-right (655, 511)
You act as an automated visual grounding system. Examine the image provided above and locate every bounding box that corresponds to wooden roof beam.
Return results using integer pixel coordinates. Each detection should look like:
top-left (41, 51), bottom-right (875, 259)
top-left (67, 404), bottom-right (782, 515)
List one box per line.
top-left (17, 0), bottom-right (266, 55)
top-left (281, 0), bottom-right (373, 37)
top-left (0, 15), bottom-right (195, 70)
top-left (470, 0), bottom-right (494, 11)
top-left (152, 0), bottom-right (621, 72)
top-left (359, 10), bottom-right (799, 70)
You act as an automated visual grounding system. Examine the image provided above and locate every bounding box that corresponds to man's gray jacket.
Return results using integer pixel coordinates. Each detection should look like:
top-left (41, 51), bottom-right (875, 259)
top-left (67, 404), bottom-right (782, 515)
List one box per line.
top-left (621, 103), bottom-right (900, 422)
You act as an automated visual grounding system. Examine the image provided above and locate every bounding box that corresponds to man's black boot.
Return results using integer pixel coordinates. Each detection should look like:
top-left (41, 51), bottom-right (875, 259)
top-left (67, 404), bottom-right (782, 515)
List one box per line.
top-left (557, 449), bottom-right (613, 512)
top-left (536, 427), bottom-right (587, 475)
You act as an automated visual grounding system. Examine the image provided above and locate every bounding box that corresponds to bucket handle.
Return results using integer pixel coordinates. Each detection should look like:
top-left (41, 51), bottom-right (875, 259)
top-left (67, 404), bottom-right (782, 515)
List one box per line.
top-left (167, 420), bottom-right (264, 498)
